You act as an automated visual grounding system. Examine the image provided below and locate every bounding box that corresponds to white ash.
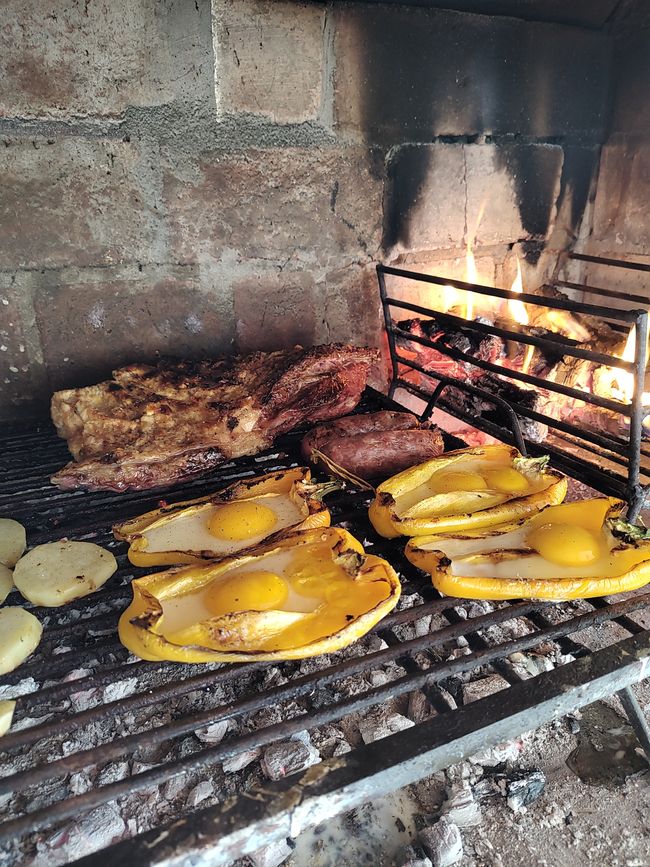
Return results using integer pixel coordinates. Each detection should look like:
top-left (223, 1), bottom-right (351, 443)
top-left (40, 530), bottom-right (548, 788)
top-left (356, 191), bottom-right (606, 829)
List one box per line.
top-left (103, 678), bottom-right (138, 702)
top-left (223, 747), bottom-right (261, 774)
top-left (419, 818), bottom-right (463, 867)
top-left (469, 737), bottom-right (525, 768)
top-left (332, 739), bottom-right (351, 757)
top-left (195, 719), bottom-right (231, 745)
top-left (96, 761), bottom-right (130, 786)
top-left (358, 707), bottom-right (415, 745)
top-left (440, 783), bottom-right (482, 828)
top-left (462, 673), bottom-right (510, 704)
top-left (185, 780), bottom-right (214, 808)
top-left (32, 803), bottom-right (127, 867)
top-left (249, 837), bottom-right (293, 867)
top-left (0, 677), bottom-right (39, 700)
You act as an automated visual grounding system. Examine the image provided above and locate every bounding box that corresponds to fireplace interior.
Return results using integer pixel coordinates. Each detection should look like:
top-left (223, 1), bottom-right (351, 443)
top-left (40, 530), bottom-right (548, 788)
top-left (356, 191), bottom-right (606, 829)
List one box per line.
top-left (1, 0), bottom-right (650, 865)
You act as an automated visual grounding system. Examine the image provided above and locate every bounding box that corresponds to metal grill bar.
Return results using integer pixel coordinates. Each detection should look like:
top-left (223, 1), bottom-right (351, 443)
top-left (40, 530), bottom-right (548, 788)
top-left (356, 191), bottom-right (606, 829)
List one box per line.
top-left (1, 390), bottom-right (650, 864)
top-left (568, 251), bottom-right (650, 272)
top-left (377, 263), bottom-right (650, 515)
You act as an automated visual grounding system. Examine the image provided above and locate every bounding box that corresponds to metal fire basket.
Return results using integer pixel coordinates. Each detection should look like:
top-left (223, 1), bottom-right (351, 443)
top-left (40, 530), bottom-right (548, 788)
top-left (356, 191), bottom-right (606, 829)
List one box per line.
top-left (1, 383), bottom-right (650, 866)
top-left (378, 252), bottom-right (650, 519)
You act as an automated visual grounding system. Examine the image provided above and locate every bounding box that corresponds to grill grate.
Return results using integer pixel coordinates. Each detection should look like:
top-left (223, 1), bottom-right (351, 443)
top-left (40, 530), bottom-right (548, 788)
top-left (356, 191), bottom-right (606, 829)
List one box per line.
top-left (377, 253), bottom-right (650, 518)
top-left (1, 389), bottom-right (649, 866)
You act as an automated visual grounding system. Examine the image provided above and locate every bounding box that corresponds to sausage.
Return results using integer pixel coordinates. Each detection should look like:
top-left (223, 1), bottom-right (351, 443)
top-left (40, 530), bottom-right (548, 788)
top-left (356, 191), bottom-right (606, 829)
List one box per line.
top-left (304, 428), bottom-right (445, 481)
top-left (301, 411), bottom-right (420, 462)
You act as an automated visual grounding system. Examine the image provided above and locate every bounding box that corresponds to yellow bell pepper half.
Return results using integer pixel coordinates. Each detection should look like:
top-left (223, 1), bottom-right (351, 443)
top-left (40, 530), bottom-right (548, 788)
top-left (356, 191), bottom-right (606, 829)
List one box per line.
top-left (405, 497), bottom-right (650, 600)
top-left (113, 466), bottom-right (332, 567)
top-left (368, 444), bottom-right (567, 539)
top-left (118, 527), bottom-right (401, 663)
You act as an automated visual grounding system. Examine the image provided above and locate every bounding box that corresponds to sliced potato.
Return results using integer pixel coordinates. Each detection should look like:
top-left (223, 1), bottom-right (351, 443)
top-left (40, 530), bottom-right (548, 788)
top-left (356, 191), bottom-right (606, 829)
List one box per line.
top-left (0, 607), bottom-right (42, 674)
top-left (0, 563), bottom-right (13, 604)
top-left (0, 518), bottom-right (26, 568)
top-left (0, 700), bottom-right (16, 737)
top-left (13, 541), bottom-right (118, 607)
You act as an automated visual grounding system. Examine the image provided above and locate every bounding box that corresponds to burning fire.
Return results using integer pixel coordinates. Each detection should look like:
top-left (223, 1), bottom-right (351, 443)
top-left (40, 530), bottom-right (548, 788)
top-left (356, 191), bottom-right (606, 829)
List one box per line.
top-left (600, 325), bottom-right (650, 412)
top-left (507, 258), bottom-right (535, 374)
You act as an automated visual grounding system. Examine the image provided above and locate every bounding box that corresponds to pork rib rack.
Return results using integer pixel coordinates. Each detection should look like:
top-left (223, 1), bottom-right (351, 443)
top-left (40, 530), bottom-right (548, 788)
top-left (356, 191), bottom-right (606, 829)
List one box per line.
top-left (50, 344), bottom-right (378, 492)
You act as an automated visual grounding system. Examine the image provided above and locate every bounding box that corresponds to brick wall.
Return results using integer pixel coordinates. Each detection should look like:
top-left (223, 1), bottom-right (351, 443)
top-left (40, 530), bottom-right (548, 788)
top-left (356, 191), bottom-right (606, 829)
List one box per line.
top-left (0, 0), bottom-right (611, 418)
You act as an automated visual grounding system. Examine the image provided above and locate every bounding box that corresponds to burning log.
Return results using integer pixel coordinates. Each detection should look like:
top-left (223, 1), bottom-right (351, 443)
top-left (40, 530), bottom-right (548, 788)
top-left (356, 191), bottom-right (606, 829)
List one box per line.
top-left (396, 317), bottom-right (505, 380)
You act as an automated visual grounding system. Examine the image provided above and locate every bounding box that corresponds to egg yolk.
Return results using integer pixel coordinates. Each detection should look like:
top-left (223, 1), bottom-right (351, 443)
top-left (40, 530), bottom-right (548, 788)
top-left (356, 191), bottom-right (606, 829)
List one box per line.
top-left (429, 470), bottom-right (488, 494)
top-left (483, 467), bottom-right (529, 494)
top-left (207, 500), bottom-right (278, 541)
top-left (526, 523), bottom-right (603, 567)
top-left (205, 569), bottom-right (288, 616)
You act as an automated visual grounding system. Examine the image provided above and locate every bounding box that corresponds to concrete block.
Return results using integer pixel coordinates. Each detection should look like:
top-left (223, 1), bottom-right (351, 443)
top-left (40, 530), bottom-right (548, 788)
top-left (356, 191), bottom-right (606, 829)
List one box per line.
top-left (32, 266), bottom-right (234, 390)
top-left (0, 137), bottom-right (160, 269)
top-left (385, 143), bottom-right (563, 254)
top-left (213, 0), bottom-right (324, 123)
top-left (332, 4), bottom-right (608, 145)
top-left (385, 145), bottom-right (466, 252)
top-left (234, 270), bottom-right (318, 353)
top-left (0, 0), bottom-right (213, 119)
top-left (0, 281), bottom-right (45, 418)
top-left (164, 147), bottom-right (383, 267)
top-left (466, 144), bottom-right (563, 243)
top-left (591, 141), bottom-right (650, 252)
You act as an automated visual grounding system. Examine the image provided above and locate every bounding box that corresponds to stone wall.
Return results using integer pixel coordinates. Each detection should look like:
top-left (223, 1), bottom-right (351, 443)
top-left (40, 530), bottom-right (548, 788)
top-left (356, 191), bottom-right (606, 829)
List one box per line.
top-left (0, 0), bottom-right (611, 418)
top-left (568, 0), bottom-right (650, 305)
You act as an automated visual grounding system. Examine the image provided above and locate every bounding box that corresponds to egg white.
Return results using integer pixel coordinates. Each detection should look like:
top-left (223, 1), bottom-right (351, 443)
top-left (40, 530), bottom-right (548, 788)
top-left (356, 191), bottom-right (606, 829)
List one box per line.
top-left (140, 493), bottom-right (306, 558)
top-left (394, 457), bottom-right (549, 518)
top-left (420, 523), bottom-right (644, 581)
top-left (159, 549), bottom-right (323, 638)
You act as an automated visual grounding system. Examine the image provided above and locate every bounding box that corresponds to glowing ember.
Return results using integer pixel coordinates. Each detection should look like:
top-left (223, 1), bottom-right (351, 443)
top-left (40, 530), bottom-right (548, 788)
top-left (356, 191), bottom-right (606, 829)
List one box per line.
top-left (507, 258), bottom-right (535, 374)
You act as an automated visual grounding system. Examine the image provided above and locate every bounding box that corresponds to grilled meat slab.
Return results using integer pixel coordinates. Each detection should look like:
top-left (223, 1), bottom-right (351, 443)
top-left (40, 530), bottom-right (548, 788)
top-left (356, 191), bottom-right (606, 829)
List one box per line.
top-left (51, 344), bottom-right (378, 492)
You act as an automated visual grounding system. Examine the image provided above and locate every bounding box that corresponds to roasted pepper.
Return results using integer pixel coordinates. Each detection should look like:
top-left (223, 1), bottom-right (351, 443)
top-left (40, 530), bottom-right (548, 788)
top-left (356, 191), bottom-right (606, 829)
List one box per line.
top-left (404, 497), bottom-right (650, 600)
top-left (368, 444), bottom-right (567, 539)
top-left (118, 527), bottom-right (401, 662)
top-left (113, 467), bottom-right (334, 567)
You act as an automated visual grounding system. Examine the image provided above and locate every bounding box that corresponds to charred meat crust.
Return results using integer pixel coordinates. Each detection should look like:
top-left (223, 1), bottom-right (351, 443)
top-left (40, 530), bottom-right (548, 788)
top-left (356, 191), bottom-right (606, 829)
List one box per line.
top-left (51, 344), bottom-right (378, 492)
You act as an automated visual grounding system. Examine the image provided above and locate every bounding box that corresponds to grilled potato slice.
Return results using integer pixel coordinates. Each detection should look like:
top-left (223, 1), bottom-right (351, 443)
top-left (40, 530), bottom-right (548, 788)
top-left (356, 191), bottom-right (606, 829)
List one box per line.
top-left (0, 564), bottom-right (13, 604)
top-left (0, 607), bottom-right (42, 674)
top-left (0, 518), bottom-right (26, 568)
top-left (13, 541), bottom-right (118, 607)
top-left (0, 700), bottom-right (16, 737)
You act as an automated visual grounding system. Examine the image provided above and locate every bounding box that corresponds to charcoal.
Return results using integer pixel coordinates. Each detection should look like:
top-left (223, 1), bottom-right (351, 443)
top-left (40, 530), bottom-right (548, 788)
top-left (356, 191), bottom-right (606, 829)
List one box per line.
top-left (261, 736), bottom-right (319, 781)
top-left (506, 770), bottom-right (546, 812)
top-left (358, 708), bottom-right (415, 744)
top-left (185, 780), bottom-right (214, 807)
top-left (395, 843), bottom-right (433, 867)
top-left (222, 747), bottom-right (261, 773)
top-left (195, 720), bottom-right (230, 745)
top-left (462, 674), bottom-right (510, 704)
top-left (441, 783), bottom-right (482, 827)
top-left (419, 817), bottom-right (463, 867)
top-left (408, 690), bottom-right (436, 723)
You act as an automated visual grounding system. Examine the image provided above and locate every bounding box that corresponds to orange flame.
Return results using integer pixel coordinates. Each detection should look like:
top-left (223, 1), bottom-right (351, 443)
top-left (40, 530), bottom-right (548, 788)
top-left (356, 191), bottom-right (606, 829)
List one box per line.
top-left (598, 327), bottom-right (650, 424)
top-left (507, 258), bottom-right (535, 374)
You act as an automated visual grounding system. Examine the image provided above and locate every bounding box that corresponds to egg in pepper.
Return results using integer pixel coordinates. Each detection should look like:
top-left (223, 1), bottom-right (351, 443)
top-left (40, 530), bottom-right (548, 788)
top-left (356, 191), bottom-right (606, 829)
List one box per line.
top-left (368, 444), bottom-right (567, 539)
top-left (118, 527), bottom-right (401, 662)
top-left (113, 467), bottom-right (335, 567)
top-left (404, 497), bottom-right (650, 600)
